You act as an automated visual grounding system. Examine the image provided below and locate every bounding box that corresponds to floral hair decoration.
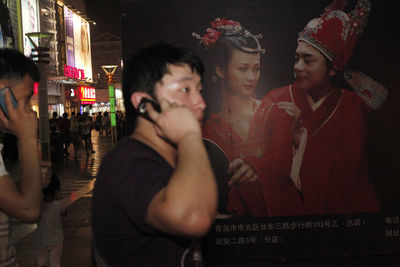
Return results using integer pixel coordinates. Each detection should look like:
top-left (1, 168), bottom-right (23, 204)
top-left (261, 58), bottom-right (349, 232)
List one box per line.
top-left (192, 18), bottom-right (265, 54)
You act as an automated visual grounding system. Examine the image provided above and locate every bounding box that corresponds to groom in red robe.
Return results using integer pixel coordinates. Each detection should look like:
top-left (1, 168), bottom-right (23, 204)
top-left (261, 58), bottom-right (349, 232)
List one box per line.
top-left (263, 0), bottom-right (381, 216)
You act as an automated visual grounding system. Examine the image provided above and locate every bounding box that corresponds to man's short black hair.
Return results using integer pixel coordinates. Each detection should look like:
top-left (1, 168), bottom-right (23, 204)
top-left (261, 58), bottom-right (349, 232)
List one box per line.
top-left (0, 48), bottom-right (40, 83)
top-left (122, 42), bottom-right (204, 133)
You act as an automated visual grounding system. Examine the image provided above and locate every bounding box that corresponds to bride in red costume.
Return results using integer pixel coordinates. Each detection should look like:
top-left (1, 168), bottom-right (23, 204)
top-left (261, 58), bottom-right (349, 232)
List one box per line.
top-left (193, 18), bottom-right (303, 217)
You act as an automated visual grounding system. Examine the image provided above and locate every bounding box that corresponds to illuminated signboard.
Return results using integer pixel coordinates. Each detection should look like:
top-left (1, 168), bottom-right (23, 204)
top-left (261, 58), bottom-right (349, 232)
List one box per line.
top-left (79, 86), bottom-right (96, 104)
top-left (21, 0), bottom-right (39, 56)
top-left (64, 6), bottom-right (92, 80)
top-left (64, 65), bottom-right (85, 80)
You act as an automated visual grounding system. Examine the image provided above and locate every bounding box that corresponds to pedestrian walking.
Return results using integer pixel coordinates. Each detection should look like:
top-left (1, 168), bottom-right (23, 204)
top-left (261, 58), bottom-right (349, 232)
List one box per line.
top-left (49, 112), bottom-right (59, 132)
top-left (94, 112), bottom-right (102, 137)
top-left (69, 112), bottom-right (80, 159)
top-left (58, 113), bottom-right (71, 156)
top-left (79, 112), bottom-right (95, 155)
top-left (116, 111), bottom-right (125, 140)
top-left (101, 111), bottom-right (110, 136)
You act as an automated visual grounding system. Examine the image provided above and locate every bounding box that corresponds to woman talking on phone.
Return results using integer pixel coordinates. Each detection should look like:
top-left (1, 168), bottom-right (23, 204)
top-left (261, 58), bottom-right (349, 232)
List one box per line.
top-left (193, 18), bottom-right (304, 217)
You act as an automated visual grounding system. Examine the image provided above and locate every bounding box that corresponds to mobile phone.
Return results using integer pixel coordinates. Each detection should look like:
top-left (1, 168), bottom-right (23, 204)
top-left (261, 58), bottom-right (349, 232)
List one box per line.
top-left (0, 87), bottom-right (18, 119)
top-left (137, 97), bottom-right (161, 123)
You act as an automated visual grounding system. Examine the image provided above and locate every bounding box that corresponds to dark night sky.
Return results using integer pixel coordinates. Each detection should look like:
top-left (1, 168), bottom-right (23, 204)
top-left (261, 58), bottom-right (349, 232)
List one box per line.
top-left (84, 0), bottom-right (122, 38)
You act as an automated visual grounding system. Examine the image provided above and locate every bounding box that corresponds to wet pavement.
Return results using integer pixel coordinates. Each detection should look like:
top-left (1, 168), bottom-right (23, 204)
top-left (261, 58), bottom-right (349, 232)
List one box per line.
top-left (10, 130), bottom-right (114, 266)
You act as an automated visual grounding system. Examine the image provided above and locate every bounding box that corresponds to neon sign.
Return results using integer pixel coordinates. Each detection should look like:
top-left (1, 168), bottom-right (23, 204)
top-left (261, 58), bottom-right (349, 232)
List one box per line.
top-left (64, 65), bottom-right (85, 80)
top-left (33, 82), bottom-right (39, 95)
top-left (81, 101), bottom-right (95, 105)
top-left (79, 86), bottom-right (96, 103)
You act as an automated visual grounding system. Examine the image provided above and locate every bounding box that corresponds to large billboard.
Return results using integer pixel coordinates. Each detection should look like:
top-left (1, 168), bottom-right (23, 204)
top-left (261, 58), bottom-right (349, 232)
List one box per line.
top-left (21, 0), bottom-right (39, 56)
top-left (121, 0), bottom-right (400, 263)
top-left (64, 6), bottom-right (92, 81)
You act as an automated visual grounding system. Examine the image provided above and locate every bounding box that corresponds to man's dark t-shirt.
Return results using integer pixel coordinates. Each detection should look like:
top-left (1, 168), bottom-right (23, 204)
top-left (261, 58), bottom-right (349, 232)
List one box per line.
top-left (92, 137), bottom-right (193, 266)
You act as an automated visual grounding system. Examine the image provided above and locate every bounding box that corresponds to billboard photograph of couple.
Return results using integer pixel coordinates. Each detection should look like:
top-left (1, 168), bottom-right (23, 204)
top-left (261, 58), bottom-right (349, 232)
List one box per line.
top-left (121, 0), bottom-right (399, 261)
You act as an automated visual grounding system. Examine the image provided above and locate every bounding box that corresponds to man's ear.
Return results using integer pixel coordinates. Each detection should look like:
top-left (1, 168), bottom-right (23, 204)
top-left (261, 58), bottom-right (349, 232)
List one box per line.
top-left (215, 66), bottom-right (225, 79)
top-left (131, 92), bottom-right (150, 109)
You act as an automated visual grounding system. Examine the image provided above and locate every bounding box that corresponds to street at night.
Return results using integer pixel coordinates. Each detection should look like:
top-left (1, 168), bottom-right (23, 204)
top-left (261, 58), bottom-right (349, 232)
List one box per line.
top-left (14, 132), bottom-right (113, 266)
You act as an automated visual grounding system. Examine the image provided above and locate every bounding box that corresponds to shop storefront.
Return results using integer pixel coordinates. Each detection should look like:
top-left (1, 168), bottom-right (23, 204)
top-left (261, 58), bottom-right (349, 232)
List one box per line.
top-left (51, 64), bottom-right (96, 117)
top-left (1, 0), bottom-right (98, 122)
top-left (64, 84), bottom-right (97, 115)
top-left (91, 84), bottom-right (124, 114)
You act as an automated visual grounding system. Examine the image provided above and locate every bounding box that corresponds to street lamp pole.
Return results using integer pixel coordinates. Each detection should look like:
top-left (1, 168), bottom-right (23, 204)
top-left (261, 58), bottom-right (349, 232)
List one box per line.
top-left (101, 65), bottom-right (118, 146)
top-left (26, 32), bottom-right (53, 161)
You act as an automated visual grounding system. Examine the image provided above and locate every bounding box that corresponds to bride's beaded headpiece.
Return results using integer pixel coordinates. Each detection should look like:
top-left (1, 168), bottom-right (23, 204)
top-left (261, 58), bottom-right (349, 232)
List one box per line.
top-left (192, 18), bottom-right (265, 54)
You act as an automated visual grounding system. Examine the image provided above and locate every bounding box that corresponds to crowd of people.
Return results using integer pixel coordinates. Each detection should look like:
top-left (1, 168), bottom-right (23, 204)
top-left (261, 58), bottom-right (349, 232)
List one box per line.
top-left (48, 110), bottom-right (126, 159)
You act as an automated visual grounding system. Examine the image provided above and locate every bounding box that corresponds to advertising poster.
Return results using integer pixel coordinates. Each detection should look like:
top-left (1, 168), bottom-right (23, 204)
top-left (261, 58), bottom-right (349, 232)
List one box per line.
top-left (64, 6), bottom-right (93, 80)
top-left (0, 0), bottom-right (15, 48)
top-left (21, 0), bottom-right (39, 56)
top-left (64, 6), bottom-right (75, 67)
top-left (121, 0), bottom-right (400, 263)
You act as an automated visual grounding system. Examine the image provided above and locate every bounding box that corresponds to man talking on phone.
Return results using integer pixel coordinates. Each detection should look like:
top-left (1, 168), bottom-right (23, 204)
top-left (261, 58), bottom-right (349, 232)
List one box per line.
top-left (92, 43), bottom-right (217, 266)
top-left (0, 48), bottom-right (42, 265)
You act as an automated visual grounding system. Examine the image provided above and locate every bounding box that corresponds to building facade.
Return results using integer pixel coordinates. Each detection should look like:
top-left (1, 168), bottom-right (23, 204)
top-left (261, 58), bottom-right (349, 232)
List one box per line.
top-left (1, 0), bottom-right (96, 117)
top-left (91, 32), bottom-right (123, 114)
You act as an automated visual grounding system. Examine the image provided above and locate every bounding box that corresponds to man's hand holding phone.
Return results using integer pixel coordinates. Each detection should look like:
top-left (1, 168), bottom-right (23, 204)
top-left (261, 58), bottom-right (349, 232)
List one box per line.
top-left (137, 97), bottom-right (161, 123)
top-left (0, 87), bottom-right (17, 119)
top-left (0, 87), bottom-right (38, 140)
top-left (143, 98), bottom-right (202, 145)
